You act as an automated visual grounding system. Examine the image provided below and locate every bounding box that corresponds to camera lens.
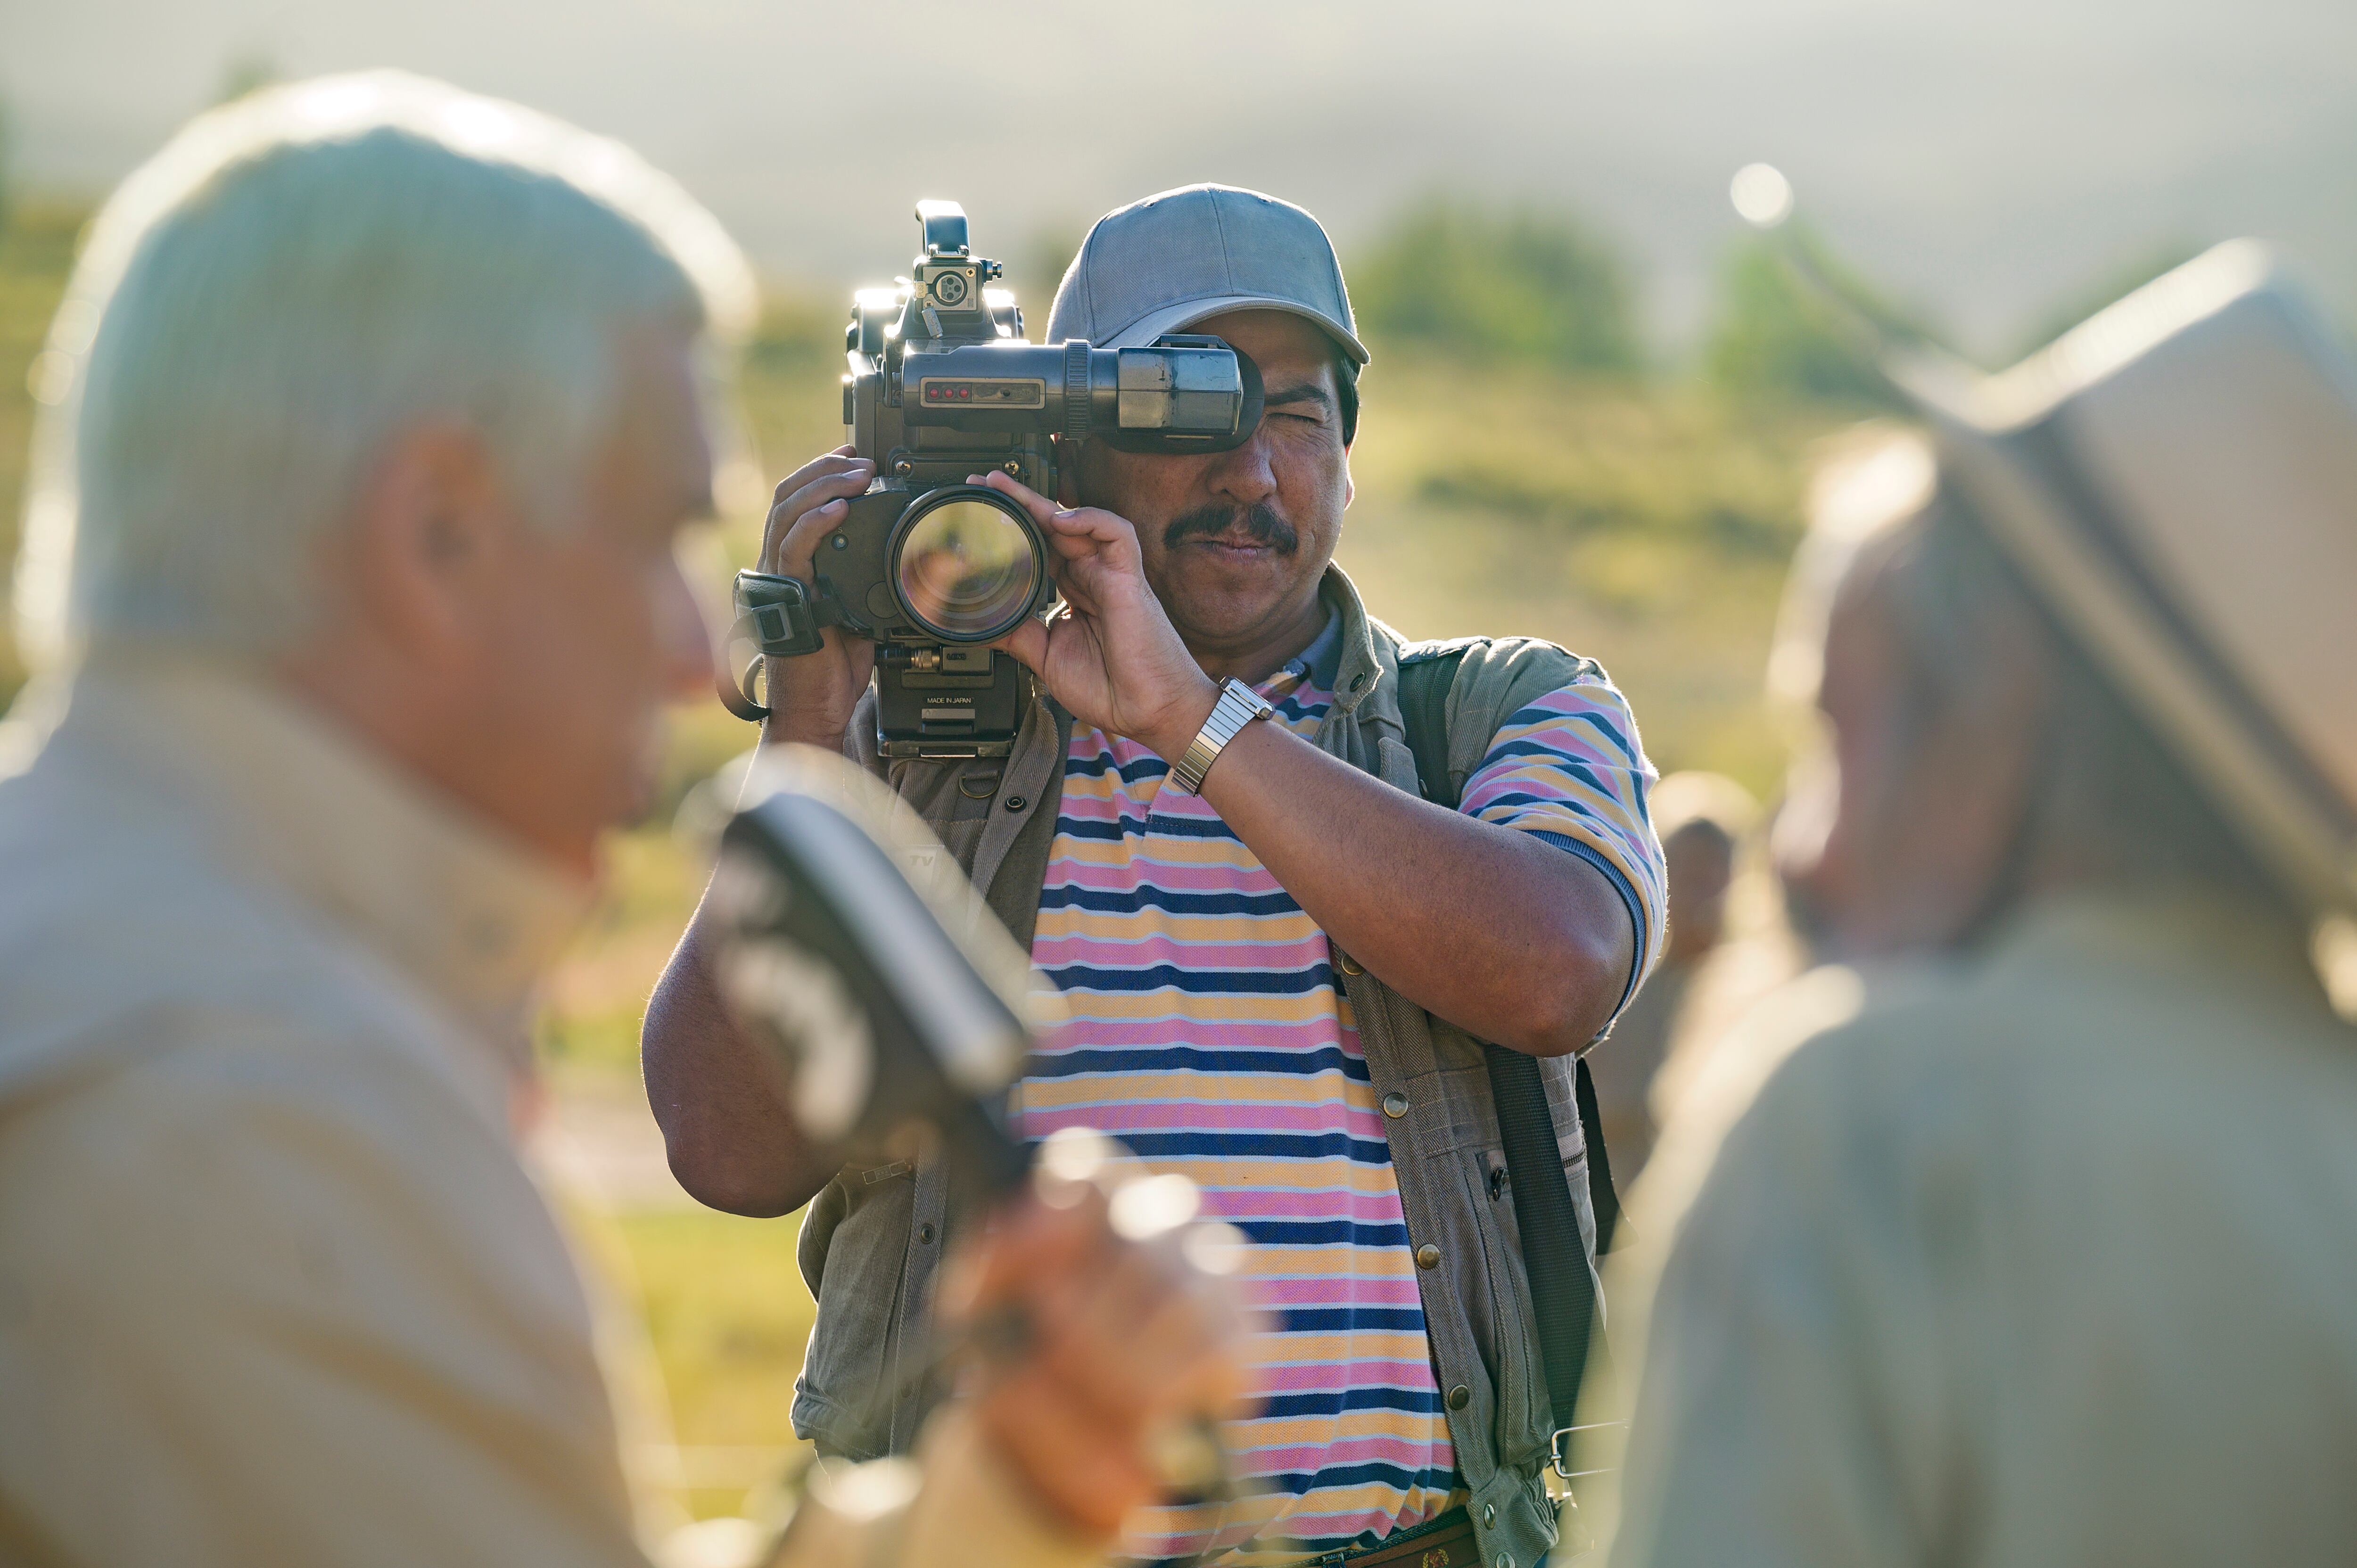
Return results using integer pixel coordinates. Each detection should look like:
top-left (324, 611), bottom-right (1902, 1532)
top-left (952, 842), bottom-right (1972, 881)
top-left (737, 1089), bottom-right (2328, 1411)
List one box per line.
top-left (892, 491), bottom-right (1044, 642)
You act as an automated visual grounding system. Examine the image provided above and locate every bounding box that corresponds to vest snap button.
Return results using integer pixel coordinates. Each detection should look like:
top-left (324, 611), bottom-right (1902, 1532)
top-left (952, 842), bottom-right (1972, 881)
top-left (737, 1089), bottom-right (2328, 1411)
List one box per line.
top-left (1414, 1243), bottom-right (1441, 1270)
top-left (1447, 1383), bottom-right (1471, 1411)
top-left (1483, 1503), bottom-right (1498, 1528)
top-left (1382, 1092), bottom-right (1409, 1119)
top-left (1335, 951), bottom-right (1364, 977)
top-left (1004, 795), bottom-right (1028, 813)
top-left (917, 1223), bottom-right (937, 1244)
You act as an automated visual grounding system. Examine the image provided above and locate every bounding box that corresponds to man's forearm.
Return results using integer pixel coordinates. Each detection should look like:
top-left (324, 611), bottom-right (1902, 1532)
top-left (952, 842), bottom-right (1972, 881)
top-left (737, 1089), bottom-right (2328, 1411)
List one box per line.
top-left (1195, 717), bottom-right (1633, 1056)
top-left (642, 894), bottom-right (837, 1216)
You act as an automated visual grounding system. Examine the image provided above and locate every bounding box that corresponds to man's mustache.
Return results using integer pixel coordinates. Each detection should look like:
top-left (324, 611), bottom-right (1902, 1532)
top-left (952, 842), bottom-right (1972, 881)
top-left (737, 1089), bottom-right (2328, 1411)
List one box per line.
top-left (1162, 502), bottom-right (1300, 554)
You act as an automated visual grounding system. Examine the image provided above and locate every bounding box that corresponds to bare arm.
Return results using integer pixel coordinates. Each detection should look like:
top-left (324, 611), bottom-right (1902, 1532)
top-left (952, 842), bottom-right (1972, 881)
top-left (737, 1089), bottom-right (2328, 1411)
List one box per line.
top-left (643, 895), bottom-right (838, 1215)
top-left (986, 472), bottom-right (1635, 1058)
top-left (643, 448), bottom-right (881, 1213)
top-left (1196, 721), bottom-right (1632, 1054)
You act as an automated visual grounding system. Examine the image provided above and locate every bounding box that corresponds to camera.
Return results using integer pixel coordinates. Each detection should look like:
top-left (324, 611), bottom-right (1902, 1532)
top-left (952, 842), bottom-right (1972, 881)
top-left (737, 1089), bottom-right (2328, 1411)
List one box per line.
top-left (720, 200), bottom-right (1262, 758)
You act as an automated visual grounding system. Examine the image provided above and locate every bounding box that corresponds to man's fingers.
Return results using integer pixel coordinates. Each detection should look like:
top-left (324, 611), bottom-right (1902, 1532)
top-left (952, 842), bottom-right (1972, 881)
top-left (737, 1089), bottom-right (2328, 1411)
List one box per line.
top-left (981, 471), bottom-right (1140, 560)
top-left (978, 468), bottom-right (1059, 523)
top-left (946, 1186), bottom-right (1256, 1539)
top-left (1047, 558), bottom-right (1105, 620)
top-left (942, 1190), bottom-right (1110, 1325)
top-left (1030, 1230), bottom-right (1244, 1431)
top-left (766, 495), bottom-right (849, 578)
top-left (991, 618), bottom-right (1050, 678)
top-left (769, 444), bottom-right (858, 503)
top-left (760, 455), bottom-right (874, 574)
top-left (977, 1365), bottom-right (1162, 1535)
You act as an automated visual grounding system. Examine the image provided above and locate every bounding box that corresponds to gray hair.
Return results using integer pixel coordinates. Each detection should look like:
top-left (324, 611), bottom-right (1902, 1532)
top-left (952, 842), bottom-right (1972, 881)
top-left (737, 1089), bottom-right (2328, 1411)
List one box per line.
top-left (16, 70), bottom-right (758, 663)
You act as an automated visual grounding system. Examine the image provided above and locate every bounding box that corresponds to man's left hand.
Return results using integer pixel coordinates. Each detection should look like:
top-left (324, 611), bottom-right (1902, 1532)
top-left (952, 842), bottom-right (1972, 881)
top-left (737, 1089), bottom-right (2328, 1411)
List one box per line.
top-left (979, 472), bottom-right (1217, 760)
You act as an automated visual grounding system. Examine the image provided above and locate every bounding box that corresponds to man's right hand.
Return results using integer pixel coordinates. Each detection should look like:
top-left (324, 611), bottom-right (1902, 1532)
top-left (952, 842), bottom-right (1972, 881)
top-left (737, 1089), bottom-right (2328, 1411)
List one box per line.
top-left (758, 445), bottom-right (878, 750)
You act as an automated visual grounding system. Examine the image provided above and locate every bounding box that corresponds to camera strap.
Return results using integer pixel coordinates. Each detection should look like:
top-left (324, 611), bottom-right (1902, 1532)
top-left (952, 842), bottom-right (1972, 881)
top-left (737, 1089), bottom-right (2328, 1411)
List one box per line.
top-left (1395, 648), bottom-right (1620, 1485)
top-left (718, 571), bottom-right (839, 722)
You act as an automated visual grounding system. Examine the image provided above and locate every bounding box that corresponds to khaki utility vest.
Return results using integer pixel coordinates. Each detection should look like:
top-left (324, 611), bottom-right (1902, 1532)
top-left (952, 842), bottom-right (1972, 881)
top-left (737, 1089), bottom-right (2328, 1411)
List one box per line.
top-left (796, 566), bottom-right (1603, 1568)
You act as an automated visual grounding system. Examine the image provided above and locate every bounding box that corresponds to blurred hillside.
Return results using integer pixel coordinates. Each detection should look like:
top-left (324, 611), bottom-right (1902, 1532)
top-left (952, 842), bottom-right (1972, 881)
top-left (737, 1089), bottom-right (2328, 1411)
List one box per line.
top-left (9, 0), bottom-right (2355, 359)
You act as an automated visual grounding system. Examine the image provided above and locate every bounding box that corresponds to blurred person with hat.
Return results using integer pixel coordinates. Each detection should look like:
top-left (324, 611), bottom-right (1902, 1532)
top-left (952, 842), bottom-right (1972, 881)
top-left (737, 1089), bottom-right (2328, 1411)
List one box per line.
top-left (1583, 771), bottom-right (1758, 1186)
top-left (1596, 245), bottom-right (2357, 1567)
top-left (0, 74), bottom-right (1247, 1568)
top-left (646, 185), bottom-right (1670, 1568)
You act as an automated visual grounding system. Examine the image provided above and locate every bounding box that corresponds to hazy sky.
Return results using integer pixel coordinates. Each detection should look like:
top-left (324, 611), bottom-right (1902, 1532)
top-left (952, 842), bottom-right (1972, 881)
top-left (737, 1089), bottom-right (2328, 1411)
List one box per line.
top-left (8, 0), bottom-right (2353, 356)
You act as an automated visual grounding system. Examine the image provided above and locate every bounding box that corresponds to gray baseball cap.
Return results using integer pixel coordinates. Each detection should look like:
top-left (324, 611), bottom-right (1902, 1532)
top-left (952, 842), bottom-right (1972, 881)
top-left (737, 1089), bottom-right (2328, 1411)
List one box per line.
top-left (1047, 184), bottom-right (1368, 369)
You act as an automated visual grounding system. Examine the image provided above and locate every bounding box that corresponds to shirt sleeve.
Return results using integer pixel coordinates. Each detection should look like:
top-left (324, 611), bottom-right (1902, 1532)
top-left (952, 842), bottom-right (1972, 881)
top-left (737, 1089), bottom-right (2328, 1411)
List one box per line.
top-left (1458, 673), bottom-right (1667, 1012)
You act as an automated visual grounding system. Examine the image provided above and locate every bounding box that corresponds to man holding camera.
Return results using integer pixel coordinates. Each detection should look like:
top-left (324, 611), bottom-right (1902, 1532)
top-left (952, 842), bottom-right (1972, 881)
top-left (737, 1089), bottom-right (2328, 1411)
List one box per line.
top-left (0, 78), bottom-right (1245, 1568)
top-left (648, 186), bottom-right (1668, 1568)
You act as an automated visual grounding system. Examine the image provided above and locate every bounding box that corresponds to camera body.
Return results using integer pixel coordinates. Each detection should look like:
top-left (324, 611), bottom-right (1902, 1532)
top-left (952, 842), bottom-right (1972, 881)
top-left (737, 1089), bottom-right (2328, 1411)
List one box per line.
top-left (723, 201), bottom-right (1261, 759)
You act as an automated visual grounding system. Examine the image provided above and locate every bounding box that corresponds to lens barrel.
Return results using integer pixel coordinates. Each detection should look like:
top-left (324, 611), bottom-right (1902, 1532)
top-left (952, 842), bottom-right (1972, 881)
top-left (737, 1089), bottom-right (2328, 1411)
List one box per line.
top-left (898, 339), bottom-right (1260, 452)
top-left (889, 487), bottom-right (1047, 643)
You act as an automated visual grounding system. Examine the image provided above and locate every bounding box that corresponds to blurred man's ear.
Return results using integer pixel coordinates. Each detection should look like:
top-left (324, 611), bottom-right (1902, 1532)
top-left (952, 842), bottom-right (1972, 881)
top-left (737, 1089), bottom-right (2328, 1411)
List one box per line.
top-left (339, 422), bottom-right (521, 670)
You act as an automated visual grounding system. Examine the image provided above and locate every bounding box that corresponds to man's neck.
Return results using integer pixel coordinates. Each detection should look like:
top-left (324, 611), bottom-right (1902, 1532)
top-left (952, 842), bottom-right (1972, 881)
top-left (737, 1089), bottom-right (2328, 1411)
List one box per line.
top-left (1181, 587), bottom-right (1333, 687)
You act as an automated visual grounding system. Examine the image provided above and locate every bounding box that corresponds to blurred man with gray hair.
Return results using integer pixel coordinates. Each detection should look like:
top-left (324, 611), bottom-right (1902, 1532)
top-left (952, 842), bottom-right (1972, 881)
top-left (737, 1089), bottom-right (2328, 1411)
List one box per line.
top-left (1599, 245), bottom-right (2357, 1566)
top-left (0, 73), bottom-right (1242, 1567)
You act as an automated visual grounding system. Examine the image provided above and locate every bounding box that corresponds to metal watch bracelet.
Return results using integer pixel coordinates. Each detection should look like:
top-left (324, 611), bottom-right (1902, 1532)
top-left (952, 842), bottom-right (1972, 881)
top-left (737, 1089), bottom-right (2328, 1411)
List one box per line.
top-left (1170, 678), bottom-right (1274, 794)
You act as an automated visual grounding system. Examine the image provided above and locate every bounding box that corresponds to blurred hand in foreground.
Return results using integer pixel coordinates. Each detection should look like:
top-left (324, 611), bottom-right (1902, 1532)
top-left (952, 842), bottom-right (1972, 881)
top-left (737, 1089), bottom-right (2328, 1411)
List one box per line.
top-left (939, 1142), bottom-right (1254, 1540)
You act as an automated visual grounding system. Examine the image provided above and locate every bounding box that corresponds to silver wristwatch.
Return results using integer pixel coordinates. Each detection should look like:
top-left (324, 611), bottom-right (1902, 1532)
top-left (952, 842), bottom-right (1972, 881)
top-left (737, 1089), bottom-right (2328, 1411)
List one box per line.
top-left (1169, 678), bottom-right (1274, 794)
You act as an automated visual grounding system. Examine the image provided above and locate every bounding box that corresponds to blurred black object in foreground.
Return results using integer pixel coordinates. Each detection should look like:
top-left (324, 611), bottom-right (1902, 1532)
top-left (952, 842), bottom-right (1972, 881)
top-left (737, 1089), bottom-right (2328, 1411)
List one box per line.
top-left (705, 747), bottom-right (1047, 1199)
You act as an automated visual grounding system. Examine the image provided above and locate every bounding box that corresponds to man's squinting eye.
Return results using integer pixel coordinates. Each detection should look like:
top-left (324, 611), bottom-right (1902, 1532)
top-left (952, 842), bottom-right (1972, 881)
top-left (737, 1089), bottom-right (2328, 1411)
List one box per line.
top-left (1261, 387), bottom-right (1335, 430)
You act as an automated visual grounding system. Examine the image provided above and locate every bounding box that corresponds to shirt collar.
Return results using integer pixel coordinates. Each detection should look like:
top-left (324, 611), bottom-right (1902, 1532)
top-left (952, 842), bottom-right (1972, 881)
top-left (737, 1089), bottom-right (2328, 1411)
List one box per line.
top-left (60, 655), bottom-right (591, 1051)
top-left (1322, 564), bottom-right (1386, 713)
top-left (1263, 600), bottom-right (1345, 701)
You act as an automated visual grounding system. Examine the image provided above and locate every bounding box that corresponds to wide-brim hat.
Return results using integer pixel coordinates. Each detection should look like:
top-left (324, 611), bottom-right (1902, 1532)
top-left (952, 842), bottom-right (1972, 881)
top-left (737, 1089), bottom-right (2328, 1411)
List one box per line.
top-left (1899, 241), bottom-right (2357, 914)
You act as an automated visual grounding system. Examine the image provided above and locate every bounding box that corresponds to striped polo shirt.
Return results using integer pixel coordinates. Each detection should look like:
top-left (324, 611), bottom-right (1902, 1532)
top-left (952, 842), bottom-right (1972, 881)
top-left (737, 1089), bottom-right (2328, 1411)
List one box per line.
top-left (1015, 616), bottom-right (1663, 1567)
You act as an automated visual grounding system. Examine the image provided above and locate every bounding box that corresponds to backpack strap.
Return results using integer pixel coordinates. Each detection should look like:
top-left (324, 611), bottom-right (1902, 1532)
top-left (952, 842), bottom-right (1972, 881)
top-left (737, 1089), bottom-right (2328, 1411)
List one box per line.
top-left (1393, 643), bottom-right (1618, 1475)
top-left (1396, 648), bottom-right (1467, 808)
top-left (1395, 648), bottom-right (1625, 1239)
